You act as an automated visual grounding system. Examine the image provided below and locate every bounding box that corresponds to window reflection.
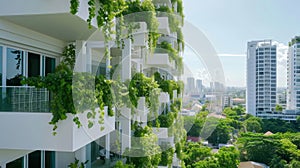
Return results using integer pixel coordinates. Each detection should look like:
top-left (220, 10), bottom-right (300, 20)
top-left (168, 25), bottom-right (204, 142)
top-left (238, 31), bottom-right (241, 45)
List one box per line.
top-left (6, 48), bottom-right (23, 86)
top-left (0, 46), bottom-right (2, 86)
top-left (28, 52), bottom-right (40, 77)
top-left (45, 57), bottom-right (56, 76)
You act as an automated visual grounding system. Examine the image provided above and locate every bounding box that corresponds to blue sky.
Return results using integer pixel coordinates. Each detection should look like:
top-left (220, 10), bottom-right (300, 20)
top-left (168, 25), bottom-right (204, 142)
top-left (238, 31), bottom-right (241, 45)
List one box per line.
top-left (183, 0), bottom-right (300, 87)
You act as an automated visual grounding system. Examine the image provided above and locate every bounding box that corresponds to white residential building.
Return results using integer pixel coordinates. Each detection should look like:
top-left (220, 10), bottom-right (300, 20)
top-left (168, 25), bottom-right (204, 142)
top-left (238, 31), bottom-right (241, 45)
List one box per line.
top-left (246, 40), bottom-right (277, 117)
top-left (0, 0), bottom-right (184, 167)
top-left (287, 36), bottom-right (300, 111)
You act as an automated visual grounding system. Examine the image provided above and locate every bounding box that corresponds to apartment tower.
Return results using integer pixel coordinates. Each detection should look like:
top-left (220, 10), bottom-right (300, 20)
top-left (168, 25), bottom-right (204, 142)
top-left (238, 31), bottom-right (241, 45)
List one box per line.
top-left (246, 40), bottom-right (277, 116)
top-left (287, 36), bottom-right (300, 111)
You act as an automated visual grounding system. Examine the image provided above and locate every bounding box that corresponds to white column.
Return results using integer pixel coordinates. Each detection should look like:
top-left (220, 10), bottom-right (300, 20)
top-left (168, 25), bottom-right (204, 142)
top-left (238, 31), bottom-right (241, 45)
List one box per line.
top-left (2, 46), bottom-right (6, 86)
top-left (105, 134), bottom-right (110, 159)
top-left (0, 164), bottom-right (6, 168)
top-left (121, 39), bottom-right (131, 82)
top-left (120, 39), bottom-right (132, 154)
top-left (137, 97), bottom-right (147, 127)
top-left (120, 107), bottom-right (131, 154)
top-left (75, 40), bottom-right (87, 73)
top-left (75, 146), bottom-right (86, 165)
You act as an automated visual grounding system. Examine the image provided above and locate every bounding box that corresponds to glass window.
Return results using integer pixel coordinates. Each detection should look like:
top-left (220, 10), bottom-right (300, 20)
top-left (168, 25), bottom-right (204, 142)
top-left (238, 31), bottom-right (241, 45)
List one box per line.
top-left (28, 52), bottom-right (41, 77)
top-left (45, 151), bottom-right (55, 168)
top-left (6, 156), bottom-right (23, 168)
top-left (45, 57), bottom-right (56, 76)
top-left (6, 48), bottom-right (23, 86)
top-left (0, 46), bottom-right (2, 86)
top-left (29, 151), bottom-right (41, 168)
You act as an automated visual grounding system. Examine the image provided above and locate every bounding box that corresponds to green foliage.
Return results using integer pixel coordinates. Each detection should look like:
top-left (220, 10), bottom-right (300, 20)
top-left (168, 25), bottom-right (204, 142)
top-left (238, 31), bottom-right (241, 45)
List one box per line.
top-left (68, 158), bottom-right (88, 168)
top-left (22, 64), bottom-right (74, 133)
top-left (129, 73), bottom-right (160, 121)
top-left (243, 117), bottom-right (262, 133)
top-left (261, 119), bottom-right (299, 133)
top-left (237, 132), bottom-right (300, 166)
top-left (206, 118), bottom-right (233, 145)
top-left (114, 161), bottom-right (134, 168)
top-left (157, 112), bottom-right (174, 127)
top-left (70, 0), bottom-right (79, 14)
top-left (183, 142), bottom-right (212, 166)
top-left (159, 144), bottom-right (175, 167)
top-left (129, 73), bottom-right (158, 107)
top-left (125, 125), bottom-right (161, 168)
top-left (154, 72), bottom-right (184, 99)
top-left (216, 147), bottom-right (240, 168)
top-left (182, 142), bottom-right (239, 168)
top-left (289, 36), bottom-right (300, 47)
top-left (95, 75), bottom-right (114, 116)
top-left (62, 44), bottom-right (76, 70)
top-left (275, 104), bottom-right (283, 112)
top-left (122, 0), bottom-right (160, 51)
top-left (184, 111), bottom-right (208, 137)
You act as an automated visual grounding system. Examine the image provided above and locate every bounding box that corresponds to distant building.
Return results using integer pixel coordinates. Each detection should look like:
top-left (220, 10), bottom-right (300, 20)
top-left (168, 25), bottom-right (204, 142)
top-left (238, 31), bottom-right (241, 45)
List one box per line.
top-left (196, 79), bottom-right (202, 94)
top-left (246, 40), bottom-right (277, 117)
top-left (223, 96), bottom-right (233, 108)
top-left (287, 36), bottom-right (300, 111)
top-left (186, 77), bottom-right (195, 94)
top-left (276, 91), bottom-right (287, 109)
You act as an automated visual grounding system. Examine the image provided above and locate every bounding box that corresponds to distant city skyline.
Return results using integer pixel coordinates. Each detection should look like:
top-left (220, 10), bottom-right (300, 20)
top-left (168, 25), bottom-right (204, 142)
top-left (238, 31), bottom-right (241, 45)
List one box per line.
top-left (183, 0), bottom-right (300, 87)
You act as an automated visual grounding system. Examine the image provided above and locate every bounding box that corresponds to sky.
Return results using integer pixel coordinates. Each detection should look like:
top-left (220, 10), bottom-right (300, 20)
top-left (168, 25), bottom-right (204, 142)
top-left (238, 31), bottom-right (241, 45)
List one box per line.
top-left (183, 0), bottom-right (300, 87)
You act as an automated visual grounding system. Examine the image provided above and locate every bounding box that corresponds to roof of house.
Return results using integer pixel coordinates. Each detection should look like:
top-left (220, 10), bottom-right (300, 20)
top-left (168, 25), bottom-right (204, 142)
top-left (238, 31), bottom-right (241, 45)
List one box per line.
top-left (238, 161), bottom-right (269, 168)
top-left (264, 131), bottom-right (273, 136)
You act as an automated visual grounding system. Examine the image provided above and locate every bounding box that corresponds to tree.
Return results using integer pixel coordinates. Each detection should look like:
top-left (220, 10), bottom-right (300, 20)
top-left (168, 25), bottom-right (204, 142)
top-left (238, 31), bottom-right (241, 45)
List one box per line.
top-left (207, 119), bottom-right (232, 145)
top-left (183, 142), bottom-right (212, 166)
top-left (289, 160), bottom-right (300, 168)
top-left (275, 104), bottom-right (283, 112)
top-left (243, 117), bottom-right (262, 133)
top-left (216, 147), bottom-right (240, 168)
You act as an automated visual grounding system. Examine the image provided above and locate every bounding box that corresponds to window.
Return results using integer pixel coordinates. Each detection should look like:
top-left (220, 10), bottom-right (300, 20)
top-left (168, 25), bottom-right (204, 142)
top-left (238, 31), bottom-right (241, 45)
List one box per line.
top-left (6, 156), bottom-right (23, 168)
top-left (45, 151), bottom-right (55, 168)
top-left (28, 52), bottom-right (41, 77)
top-left (0, 46), bottom-right (2, 86)
top-left (29, 150), bottom-right (41, 168)
top-left (6, 48), bottom-right (24, 86)
top-left (45, 57), bottom-right (56, 76)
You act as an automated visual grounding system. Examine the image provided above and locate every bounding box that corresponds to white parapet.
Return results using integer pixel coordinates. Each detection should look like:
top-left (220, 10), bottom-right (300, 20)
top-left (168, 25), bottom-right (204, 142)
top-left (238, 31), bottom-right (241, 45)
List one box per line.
top-left (159, 92), bottom-right (170, 103)
top-left (132, 97), bottom-right (148, 126)
top-left (132, 22), bottom-right (148, 47)
top-left (152, 127), bottom-right (174, 145)
top-left (0, 107), bottom-right (115, 152)
top-left (146, 53), bottom-right (175, 69)
top-left (157, 17), bottom-right (170, 35)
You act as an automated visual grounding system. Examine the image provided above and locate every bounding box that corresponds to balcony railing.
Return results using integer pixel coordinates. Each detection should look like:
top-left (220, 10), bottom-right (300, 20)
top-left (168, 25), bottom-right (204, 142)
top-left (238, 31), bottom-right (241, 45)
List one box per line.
top-left (0, 86), bottom-right (49, 112)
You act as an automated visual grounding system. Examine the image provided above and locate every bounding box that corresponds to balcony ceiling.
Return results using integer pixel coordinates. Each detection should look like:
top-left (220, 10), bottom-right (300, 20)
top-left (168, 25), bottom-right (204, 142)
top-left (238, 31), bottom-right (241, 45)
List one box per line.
top-left (1, 13), bottom-right (100, 42)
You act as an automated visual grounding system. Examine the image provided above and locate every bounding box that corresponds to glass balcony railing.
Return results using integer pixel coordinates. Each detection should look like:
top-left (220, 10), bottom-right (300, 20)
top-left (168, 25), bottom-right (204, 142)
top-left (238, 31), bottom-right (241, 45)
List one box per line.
top-left (0, 86), bottom-right (50, 112)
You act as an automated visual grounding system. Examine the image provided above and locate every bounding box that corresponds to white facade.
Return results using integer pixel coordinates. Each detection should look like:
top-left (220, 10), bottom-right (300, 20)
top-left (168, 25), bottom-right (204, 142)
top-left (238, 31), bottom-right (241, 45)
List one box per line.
top-left (287, 36), bottom-right (300, 111)
top-left (246, 40), bottom-right (277, 116)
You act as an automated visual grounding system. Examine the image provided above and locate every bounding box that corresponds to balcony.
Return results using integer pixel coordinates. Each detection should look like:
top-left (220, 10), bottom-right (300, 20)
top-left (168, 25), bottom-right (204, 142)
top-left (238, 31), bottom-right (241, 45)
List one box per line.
top-left (157, 17), bottom-right (170, 35)
top-left (0, 86), bottom-right (115, 152)
top-left (152, 127), bottom-right (174, 146)
top-left (0, 0), bottom-right (98, 42)
top-left (146, 52), bottom-right (175, 70)
top-left (132, 22), bottom-right (148, 47)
